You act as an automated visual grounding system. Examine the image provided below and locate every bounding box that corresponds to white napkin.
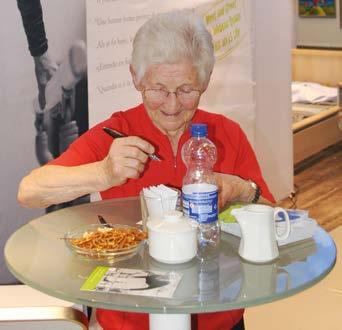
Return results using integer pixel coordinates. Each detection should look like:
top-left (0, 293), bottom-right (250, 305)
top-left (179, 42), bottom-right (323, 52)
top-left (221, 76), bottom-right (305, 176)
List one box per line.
top-left (142, 185), bottom-right (179, 218)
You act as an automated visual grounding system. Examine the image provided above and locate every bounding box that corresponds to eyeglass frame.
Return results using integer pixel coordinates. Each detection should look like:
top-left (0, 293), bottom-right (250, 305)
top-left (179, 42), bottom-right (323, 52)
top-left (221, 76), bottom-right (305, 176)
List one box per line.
top-left (142, 86), bottom-right (202, 104)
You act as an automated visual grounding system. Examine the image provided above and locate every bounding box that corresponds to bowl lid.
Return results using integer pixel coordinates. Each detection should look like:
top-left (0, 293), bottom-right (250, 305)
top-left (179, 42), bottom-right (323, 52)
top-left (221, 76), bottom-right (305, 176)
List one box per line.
top-left (147, 211), bottom-right (196, 233)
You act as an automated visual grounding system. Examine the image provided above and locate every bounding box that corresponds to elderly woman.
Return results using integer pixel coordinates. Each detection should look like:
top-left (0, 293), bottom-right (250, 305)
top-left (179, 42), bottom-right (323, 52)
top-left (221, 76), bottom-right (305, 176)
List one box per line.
top-left (18, 9), bottom-right (274, 330)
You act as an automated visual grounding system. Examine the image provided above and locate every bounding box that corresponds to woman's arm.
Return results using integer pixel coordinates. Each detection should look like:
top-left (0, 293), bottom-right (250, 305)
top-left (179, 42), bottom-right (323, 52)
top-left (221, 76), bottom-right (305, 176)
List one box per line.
top-left (216, 119), bottom-right (275, 206)
top-left (215, 173), bottom-right (272, 209)
top-left (18, 136), bottom-right (155, 208)
top-left (17, 163), bottom-right (109, 208)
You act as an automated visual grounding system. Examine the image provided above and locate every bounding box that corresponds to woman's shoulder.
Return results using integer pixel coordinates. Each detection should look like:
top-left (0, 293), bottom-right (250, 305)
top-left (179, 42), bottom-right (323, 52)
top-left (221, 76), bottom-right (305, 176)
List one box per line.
top-left (95, 104), bottom-right (145, 134)
top-left (195, 109), bottom-right (248, 151)
top-left (195, 109), bottom-right (242, 131)
top-left (109, 104), bottom-right (144, 120)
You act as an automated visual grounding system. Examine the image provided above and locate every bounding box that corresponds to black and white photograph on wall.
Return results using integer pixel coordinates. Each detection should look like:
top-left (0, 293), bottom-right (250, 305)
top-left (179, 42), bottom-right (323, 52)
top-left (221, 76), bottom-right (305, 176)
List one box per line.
top-left (0, 0), bottom-right (88, 284)
top-left (17, 0), bottom-right (89, 212)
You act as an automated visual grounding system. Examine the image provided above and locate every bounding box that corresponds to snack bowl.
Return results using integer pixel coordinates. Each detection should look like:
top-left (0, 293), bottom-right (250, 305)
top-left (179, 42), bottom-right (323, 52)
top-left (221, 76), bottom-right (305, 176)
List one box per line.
top-left (64, 224), bottom-right (146, 263)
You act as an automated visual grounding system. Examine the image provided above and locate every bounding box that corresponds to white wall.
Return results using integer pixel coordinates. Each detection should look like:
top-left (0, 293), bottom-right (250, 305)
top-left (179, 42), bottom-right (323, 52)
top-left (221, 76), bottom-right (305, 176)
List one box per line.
top-left (253, 0), bottom-right (294, 200)
top-left (0, 0), bottom-right (86, 284)
top-left (296, 0), bottom-right (342, 47)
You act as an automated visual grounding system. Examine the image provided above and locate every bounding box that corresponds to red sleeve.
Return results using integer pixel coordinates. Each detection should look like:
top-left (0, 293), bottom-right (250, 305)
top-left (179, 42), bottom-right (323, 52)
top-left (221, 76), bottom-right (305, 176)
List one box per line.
top-left (48, 117), bottom-right (123, 167)
top-left (233, 126), bottom-right (275, 203)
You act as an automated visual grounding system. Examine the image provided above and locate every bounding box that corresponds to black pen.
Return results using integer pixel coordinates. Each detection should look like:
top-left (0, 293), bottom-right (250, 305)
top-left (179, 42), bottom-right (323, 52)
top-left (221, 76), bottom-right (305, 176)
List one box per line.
top-left (102, 127), bottom-right (162, 161)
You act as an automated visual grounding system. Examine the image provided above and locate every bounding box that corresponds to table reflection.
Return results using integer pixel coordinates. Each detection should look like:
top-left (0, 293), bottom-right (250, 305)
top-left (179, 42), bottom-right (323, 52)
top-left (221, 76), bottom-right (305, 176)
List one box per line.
top-left (4, 198), bottom-right (336, 314)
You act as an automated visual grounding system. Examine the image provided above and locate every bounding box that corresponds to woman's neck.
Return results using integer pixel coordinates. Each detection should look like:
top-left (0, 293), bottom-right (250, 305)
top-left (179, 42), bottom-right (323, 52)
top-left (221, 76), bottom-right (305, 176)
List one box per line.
top-left (161, 123), bottom-right (191, 156)
top-left (167, 131), bottom-right (183, 156)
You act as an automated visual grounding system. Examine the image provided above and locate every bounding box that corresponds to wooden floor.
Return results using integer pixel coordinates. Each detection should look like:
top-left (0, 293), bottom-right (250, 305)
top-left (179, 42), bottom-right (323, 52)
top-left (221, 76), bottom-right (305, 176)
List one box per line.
top-left (279, 142), bottom-right (342, 232)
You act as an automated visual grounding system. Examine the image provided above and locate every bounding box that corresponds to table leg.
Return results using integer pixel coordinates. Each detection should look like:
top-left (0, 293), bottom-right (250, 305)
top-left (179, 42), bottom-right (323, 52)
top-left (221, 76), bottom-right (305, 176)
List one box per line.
top-left (149, 313), bottom-right (190, 330)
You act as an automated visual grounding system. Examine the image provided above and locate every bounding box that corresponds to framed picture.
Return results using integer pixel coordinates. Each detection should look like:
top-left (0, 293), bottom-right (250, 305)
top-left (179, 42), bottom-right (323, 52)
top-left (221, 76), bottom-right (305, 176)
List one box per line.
top-left (298, 0), bottom-right (336, 17)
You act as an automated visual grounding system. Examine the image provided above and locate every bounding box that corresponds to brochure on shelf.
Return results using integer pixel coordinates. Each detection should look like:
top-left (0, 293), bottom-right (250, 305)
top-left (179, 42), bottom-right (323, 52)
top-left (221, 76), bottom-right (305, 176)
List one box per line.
top-left (220, 218), bottom-right (318, 246)
top-left (220, 207), bottom-right (318, 246)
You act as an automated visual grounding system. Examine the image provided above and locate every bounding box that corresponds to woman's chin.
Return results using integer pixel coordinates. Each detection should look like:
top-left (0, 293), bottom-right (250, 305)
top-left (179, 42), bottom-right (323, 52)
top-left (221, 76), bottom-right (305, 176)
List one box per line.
top-left (159, 113), bottom-right (194, 132)
top-left (159, 122), bottom-right (187, 135)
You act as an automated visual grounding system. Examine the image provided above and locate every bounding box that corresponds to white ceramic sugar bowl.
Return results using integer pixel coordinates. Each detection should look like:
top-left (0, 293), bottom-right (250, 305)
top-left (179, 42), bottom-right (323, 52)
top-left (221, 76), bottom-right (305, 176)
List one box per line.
top-left (147, 211), bottom-right (198, 264)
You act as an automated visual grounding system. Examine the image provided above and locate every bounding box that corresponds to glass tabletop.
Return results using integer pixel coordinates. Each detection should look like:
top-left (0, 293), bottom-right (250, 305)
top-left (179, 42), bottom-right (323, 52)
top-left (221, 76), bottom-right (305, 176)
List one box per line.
top-left (5, 198), bottom-right (336, 314)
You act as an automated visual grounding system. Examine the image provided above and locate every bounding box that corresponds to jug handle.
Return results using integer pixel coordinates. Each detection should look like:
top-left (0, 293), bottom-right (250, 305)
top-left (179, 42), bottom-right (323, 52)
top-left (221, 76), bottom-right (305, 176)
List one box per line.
top-left (277, 268), bottom-right (291, 289)
top-left (274, 207), bottom-right (291, 240)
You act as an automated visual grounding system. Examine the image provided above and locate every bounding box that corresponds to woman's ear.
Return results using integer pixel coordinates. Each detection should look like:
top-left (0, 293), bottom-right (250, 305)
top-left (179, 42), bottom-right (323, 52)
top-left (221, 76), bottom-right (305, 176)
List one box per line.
top-left (130, 65), bottom-right (143, 91)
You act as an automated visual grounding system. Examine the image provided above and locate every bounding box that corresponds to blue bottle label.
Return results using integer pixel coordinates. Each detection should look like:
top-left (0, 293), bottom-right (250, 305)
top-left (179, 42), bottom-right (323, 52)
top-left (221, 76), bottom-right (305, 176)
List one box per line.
top-left (182, 189), bottom-right (218, 224)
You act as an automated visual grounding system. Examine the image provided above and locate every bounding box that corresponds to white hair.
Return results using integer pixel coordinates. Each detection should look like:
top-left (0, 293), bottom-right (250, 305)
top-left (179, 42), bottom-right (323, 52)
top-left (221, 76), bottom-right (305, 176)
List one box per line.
top-left (131, 9), bottom-right (215, 89)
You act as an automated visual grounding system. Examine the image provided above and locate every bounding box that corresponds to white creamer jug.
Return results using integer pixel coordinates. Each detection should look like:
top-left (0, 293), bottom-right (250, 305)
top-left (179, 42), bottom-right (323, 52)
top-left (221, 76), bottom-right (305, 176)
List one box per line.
top-left (231, 205), bottom-right (291, 263)
top-left (147, 211), bottom-right (198, 264)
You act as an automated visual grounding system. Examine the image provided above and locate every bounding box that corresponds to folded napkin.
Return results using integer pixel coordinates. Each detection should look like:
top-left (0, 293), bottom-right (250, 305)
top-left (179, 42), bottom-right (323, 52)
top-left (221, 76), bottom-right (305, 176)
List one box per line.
top-left (142, 185), bottom-right (179, 218)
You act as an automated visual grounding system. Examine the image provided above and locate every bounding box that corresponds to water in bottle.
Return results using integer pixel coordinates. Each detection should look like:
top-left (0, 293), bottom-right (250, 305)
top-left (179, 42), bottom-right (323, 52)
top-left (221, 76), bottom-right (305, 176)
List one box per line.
top-left (182, 123), bottom-right (220, 259)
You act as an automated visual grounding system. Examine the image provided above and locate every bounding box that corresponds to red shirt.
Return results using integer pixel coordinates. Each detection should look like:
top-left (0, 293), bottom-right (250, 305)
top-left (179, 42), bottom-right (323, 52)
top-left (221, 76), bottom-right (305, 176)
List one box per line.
top-left (50, 104), bottom-right (274, 329)
top-left (51, 104), bottom-right (274, 201)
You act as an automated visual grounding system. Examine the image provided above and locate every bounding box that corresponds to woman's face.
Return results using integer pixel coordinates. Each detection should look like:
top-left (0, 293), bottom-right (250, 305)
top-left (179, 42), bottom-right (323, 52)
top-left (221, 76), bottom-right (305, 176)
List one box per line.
top-left (137, 60), bottom-right (202, 136)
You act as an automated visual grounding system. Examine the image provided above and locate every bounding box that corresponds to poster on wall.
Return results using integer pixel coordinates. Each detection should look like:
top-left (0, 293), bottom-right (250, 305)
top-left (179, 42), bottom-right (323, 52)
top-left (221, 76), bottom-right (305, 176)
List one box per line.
top-left (298, 0), bottom-right (336, 17)
top-left (13, 1), bottom-right (88, 168)
top-left (0, 0), bottom-right (87, 284)
top-left (86, 0), bottom-right (255, 140)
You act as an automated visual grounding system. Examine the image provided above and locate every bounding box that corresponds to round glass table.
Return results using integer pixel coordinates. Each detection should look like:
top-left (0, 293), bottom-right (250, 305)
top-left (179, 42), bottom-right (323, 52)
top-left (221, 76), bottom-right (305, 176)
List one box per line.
top-left (5, 198), bottom-right (336, 330)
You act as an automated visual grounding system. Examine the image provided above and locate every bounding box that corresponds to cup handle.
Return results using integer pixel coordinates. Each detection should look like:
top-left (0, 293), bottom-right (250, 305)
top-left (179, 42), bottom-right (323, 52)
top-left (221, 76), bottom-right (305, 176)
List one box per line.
top-left (274, 207), bottom-right (291, 240)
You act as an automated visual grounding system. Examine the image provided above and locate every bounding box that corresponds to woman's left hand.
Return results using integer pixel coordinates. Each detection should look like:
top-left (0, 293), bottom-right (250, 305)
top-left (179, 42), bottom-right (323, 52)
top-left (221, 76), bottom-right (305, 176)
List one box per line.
top-left (214, 172), bottom-right (253, 209)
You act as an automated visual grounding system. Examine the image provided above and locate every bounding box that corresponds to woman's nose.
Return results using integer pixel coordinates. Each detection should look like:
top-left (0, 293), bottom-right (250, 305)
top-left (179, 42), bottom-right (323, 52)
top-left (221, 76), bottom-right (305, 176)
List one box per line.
top-left (164, 92), bottom-right (179, 110)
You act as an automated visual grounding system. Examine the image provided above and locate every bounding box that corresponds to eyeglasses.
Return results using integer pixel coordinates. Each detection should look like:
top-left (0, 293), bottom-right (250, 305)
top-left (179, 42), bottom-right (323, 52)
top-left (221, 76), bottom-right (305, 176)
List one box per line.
top-left (143, 88), bottom-right (201, 104)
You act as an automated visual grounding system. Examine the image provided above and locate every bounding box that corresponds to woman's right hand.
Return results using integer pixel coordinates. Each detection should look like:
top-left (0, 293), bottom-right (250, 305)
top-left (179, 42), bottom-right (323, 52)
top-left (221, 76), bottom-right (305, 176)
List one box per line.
top-left (17, 136), bottom-right (156, 209)
top-left (100, 136), bottom-right (156, 188)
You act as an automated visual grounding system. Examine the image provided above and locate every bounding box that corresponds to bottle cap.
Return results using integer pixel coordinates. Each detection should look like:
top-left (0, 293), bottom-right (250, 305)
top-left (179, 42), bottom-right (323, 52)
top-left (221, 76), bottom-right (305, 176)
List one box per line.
top-left (191, 123), bottom-right (207, 137)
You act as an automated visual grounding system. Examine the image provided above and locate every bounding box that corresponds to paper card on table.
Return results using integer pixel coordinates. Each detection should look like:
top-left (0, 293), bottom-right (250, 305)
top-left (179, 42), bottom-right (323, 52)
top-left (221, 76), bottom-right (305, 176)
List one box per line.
top-left (220, 218), bottom-right (318, 246)
top-left (81, 266), bottom-right (182, 298)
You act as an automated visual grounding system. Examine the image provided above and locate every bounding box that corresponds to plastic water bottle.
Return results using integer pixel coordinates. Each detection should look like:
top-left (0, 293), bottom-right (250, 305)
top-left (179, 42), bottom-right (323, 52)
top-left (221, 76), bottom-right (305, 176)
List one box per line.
top-left (182, 123), bottom-right (220, 259)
